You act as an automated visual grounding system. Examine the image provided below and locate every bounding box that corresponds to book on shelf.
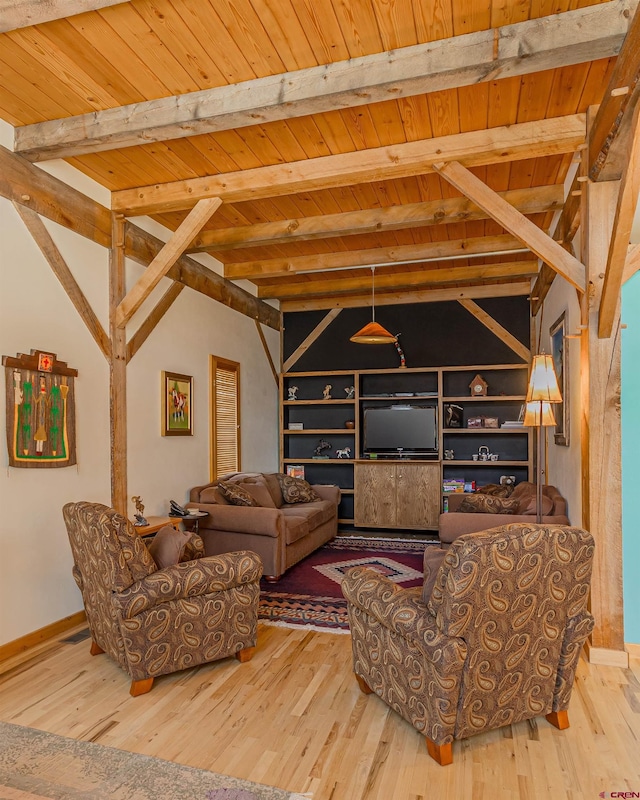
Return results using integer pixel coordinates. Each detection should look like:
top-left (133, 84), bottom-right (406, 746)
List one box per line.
top-left (501, 421), bottom-right (525, 428)
top-left (286, 465), bottom-right (305, 478)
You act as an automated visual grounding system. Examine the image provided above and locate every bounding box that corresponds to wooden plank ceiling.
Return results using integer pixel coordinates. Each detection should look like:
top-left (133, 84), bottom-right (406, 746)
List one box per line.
top-left (0, 0), bottom-right (635, 314)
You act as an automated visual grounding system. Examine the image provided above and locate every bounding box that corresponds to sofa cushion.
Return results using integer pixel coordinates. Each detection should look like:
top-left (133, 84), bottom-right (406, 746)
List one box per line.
top-left (240, 480), bottom-right (276, 508)
top-left (262, 473), bottom-right (285, 508)
top-left (277, 474), bottom-right (320, 504)
top-left (282, 499), bottom-right (335, 527)
top-left (518, 492), bottom-right (554, 516)
top-left (459, 494), bottom-right (520, 514)
top-left (283, 514), bottom-right (310, 544)
top-left (147, 525), bottom-right (192, 569)
top-left (199, 485), bottom-right (229, 505)
top-left (421, 547), bottom-right (447, 604)
top-left (218, 481), bottom-right (258, 507)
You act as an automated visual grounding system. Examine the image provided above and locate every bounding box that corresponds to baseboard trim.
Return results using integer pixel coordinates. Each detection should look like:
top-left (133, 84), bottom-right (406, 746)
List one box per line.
top-left (625, 642), bottom-right (640, 658)
top-left (0, 611), bottom-right (87, 663)
top-left (585, 643), bottom-right (630, 668)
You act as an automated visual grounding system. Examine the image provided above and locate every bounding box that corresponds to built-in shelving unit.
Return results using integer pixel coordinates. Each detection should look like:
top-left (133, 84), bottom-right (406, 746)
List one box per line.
top-left (280, 364), bottom-right (532, 529)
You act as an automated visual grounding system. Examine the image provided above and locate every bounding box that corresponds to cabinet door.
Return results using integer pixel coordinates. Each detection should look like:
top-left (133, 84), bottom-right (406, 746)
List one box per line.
top-left (396, 463), bottom-right (440, 529)
top-left (354, 462), bottom-right (396, 527)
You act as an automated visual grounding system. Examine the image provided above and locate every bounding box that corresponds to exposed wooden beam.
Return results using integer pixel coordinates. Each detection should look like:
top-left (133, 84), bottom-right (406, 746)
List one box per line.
top-left (258, 261), bottom-right (539, 300)
top-left (225, 234), bottom-right (525, 281)
top-left (124, 223), bottom-right (280, 331)
top-left (0, 143), bottom-right (280, 330)
top-left (0, 144), bottom-right (111, 247)
top-left (434, 161), bottom-right (586, 292)
top-left (190, 185), bottom-right (563, 254)
top-left (126, 283), bottom-right (184, 363)
top-left (13, 202), bottom-right (111, 361)
top-left (0, 0), bottom-right (130, 33)
top-left (14, 2), bottom-right (633, 162)
top-left (283, 310), bottom-right (343, 372)
top-left (281, 281), bottom-right (530, 313)
top-left (109, 212), bottom-right (127, 516)
top-left (589, 1), bottom-right (640, 181)
top-left (458, 298), bottom-right (530, 362)
top-left (111, 115), bottom-right (586, 216)
top-left (598, 104), bottom-right (640, 337)
top-left (254, 320), bottom-right (278, 386)
top-left (116, 198), bottom-right (222, 329)
top-left (623, 243), bottom-right (640, 282)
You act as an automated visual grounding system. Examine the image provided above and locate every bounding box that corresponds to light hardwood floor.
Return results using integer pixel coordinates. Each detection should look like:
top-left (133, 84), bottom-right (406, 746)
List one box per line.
top-left (0, 623), bottom-right (639, 800)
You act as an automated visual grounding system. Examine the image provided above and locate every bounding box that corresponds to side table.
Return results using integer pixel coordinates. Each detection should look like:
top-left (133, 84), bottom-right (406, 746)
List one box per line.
top-left (170, 511), bottom-right (208, 534)
top-left (133, 516), bottom-right (182, 537)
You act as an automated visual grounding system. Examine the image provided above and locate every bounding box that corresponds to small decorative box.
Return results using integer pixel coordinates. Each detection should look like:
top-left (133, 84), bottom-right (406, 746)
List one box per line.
top-left (467, 416), bottom-right (483, 428)
top-left (483, 417), bottom-right (499, 428)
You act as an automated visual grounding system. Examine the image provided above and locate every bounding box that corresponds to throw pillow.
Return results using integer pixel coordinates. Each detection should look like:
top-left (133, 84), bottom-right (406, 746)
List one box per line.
top-left (239, 480), bottom-right (276, 508)
top-left (277, 474), bottom-right (320, 504)
top-left (476, 483), bottom-right (515, 498)
top-left (199, 486), bottom-right (229, 504)
top-left (217, 481), bottom-right (258, 507)
top-left (147, 526), bottom-right (192, 569)
top-left (458, 494), bottom-right (520, 514)
top-left (421, 547), bottom-right (447, 604)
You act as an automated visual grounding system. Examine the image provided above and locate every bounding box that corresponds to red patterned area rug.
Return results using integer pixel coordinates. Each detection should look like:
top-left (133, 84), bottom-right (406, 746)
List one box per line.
top-left (259, 535), bottom-right (438, 633)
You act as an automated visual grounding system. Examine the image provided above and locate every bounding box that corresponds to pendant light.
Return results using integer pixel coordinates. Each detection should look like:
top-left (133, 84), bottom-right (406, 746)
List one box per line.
top-left (349, 267), bottom-right (397, 344)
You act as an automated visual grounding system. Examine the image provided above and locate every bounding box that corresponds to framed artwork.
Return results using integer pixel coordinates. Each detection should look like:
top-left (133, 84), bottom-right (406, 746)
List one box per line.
top-left (162, 371), bottom-right (193, 436)
top-left (549, 312), bottom-right (569, 446)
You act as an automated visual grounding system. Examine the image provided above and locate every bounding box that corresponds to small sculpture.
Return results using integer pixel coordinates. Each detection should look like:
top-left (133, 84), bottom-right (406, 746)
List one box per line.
top-left (345, 386), bottom-right (355, 399)
top-left (288, 385), bottom-right (299, 401)
top-left (323, 384), bottom-right (332, 400)
top-left (336, 446), bottom-right (351, 459)
top-left (314, 438), bottom-right (332, 457)
top-left (131, 495), bottom-right (148, 527)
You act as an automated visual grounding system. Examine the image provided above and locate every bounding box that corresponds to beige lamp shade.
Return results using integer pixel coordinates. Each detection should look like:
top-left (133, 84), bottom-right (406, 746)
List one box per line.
top-left (349, 321), bottom-right (397, 344)
top-left (523, 400), bottom-right (556, 427)
top-left (526, 354), bottom-right (562, 403)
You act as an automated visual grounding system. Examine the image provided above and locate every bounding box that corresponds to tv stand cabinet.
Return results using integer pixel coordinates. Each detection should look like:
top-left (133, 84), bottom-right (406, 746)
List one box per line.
top-left (354, 460), bottom-right (440, 529)
top-left (280, 364), bottom-right (532, 530)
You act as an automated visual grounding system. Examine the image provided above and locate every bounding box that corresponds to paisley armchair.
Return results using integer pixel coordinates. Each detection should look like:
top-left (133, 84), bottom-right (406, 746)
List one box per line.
top-left (342, 523), bottom-right (594, 764)
top-left (63, 501), bottom-right (262, 696)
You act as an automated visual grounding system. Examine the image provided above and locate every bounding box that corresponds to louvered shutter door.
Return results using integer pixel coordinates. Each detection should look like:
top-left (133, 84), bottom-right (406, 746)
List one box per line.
top-left (213, 360), bottom-right (239, 477)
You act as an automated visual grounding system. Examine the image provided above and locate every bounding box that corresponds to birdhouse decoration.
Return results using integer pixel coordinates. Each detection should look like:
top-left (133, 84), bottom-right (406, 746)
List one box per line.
top-left (2, 349), bottom-right (77, 468)
top-left (469, 374), bottom-right (488, 397)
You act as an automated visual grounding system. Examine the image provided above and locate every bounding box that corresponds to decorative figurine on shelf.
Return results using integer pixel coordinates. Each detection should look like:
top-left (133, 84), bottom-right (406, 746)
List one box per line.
top-left (323, 384), bottom-right (332, 400)
top-left (131, 495), bottom-right (148, 527)
top-left (336, 446), bottom-right (351, 459)
top-left (345, 386), bottom-right (355, 399)
top-left (288, 385), bottom-right (299, 401)
top-left (469, 374), bottom-right (488, 396)
top-left (444, 449), bottom-right (455, 460)
top-left (313, 438), bottom-right (332, 458)
top-left (394, 334), bottom-right (406, 368)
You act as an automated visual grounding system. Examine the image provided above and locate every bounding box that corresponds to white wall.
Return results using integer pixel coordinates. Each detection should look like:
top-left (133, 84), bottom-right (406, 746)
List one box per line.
top-left (0, 155), bottom-right (279, 646)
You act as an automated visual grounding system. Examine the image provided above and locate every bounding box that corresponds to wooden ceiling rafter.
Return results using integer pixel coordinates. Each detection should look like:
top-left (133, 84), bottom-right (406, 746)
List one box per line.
top-left (188, 185), bottom-right (564, 254)
top-left (224, 234), bottom-right (528, 281)
top-left (0, 0), bottom-right (132, 33)
top-left (12, 1), bottom-right (635, 163)
top-left (110, 115), bottom-right (587, 215)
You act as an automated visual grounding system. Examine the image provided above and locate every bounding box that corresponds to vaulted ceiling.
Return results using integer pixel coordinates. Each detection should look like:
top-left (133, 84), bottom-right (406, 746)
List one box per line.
top-left (0, 0), bottom-right (638, 318)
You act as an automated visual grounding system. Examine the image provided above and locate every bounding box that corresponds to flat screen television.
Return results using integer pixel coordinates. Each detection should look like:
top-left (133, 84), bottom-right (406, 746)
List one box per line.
top-left (363, 405), bottom-right (438, 457)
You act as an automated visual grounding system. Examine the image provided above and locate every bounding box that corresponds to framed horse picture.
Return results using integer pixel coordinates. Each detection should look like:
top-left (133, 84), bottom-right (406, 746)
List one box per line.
top-left (162, 371), bottom-right (193, 436)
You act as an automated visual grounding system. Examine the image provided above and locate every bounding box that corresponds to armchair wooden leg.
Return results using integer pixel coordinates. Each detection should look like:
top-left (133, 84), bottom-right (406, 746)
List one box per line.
top-left (263, 575), bottom-right (280, 583)
top-left (546, 710), bottom-right (570, 730)
top-left (89, 640), bottom-right (105, 656)
top-left (130, 678), bottom-right (154, 696)
top-left (426, 738), bottom-right (453, 766)
top-left (355, 673), bottom-right (373, 695)
top-left (236, 646), bottom-right (256, 663)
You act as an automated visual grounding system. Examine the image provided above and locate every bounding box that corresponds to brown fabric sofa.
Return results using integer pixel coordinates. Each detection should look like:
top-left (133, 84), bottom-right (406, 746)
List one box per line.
top-left (63, 501), bottom-right (262, 696)
top-left (342, 523), bottom-right (595, 764)
top-left (188, 472), bottom-right (340, 580)
top-left (439, 481), bottom-right (570, 546)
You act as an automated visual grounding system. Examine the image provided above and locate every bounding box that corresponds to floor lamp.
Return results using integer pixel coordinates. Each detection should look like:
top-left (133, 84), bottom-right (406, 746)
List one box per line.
top-left (523, 355), bottom-right (562, 524)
